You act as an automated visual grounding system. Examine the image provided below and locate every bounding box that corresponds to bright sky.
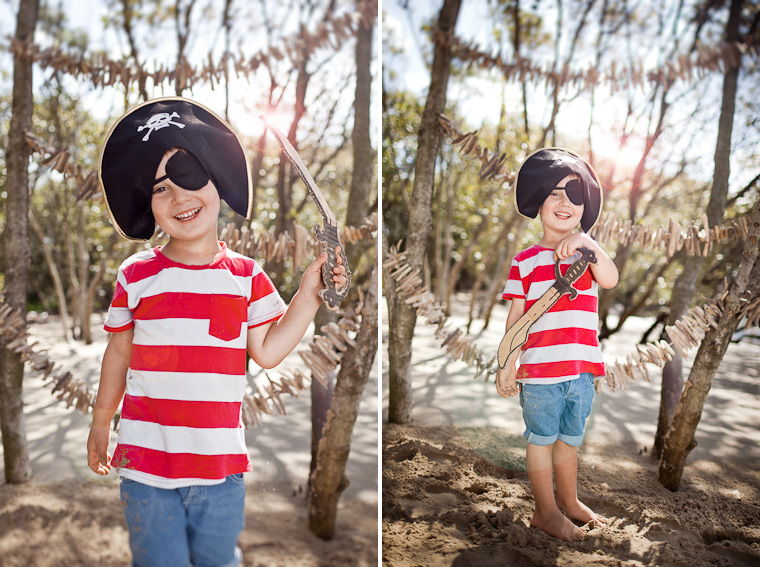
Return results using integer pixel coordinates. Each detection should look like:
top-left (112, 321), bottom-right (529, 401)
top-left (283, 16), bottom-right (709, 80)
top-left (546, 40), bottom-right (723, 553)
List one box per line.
top-left (1, 0), bottom-right (376, 145)
top-left (380, 0), bottom-right (756, 187)
top-left (382, 1), bottom-right (646, 171)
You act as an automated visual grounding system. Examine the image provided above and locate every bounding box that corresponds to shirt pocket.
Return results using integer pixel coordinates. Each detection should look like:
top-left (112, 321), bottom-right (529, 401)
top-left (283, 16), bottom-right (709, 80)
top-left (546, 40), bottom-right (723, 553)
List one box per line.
top-left (209, 295), bottom-right (247, 341)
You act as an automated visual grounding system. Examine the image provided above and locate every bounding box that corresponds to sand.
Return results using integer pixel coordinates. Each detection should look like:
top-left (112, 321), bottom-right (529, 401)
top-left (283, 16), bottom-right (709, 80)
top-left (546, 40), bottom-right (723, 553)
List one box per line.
top-left (0, 313), bottom-right (378, 567)
top-left (382, 298), bottom-right (760, 567)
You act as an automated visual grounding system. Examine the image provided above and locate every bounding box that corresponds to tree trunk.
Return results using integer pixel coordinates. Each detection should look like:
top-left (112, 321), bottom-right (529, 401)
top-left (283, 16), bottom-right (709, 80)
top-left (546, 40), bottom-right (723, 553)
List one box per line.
top-left (308, 266), bottom-right (378, 540)
top-left (310, 0), bottom-right (374, 481)
top-left (653, 255), bottom-right (704, 456)
top-left (481, 216), bottom-right (527, 330)
top-left (387, 0), bottom-right (461, 424)
top-left (270, 53), bottom-right (312, 285)
top-left (75, 201), bottom-right (90, 343)
top-left (598, 82), bottom-right (670, 330)
top-left (84, 232), bottom-right (119, 344)
top-left (444, 212), bottom-right (490, 314)
top-left (0, 0), bottom-right (39, 485)
top-left (309, 308), bottom-right (336, 480)
top-left (173, 0), bottom-right (197, 95)
top-left (63, 204), bottom-right (80, 338)
top-left (512, 0), bottom-right (529, 136)
top-left (653, 0), bottom-right (743, 458)
top-left (345, 2), bottom-right (375, 270)
top-left (467, 214), bottom-right (521, 332)
top-left (433, 165), bottom-right (455, 304)
top-left (276, 56), bottom-right (310, 236)
top-left (657, 200), bottom-right (759, 491)
top-left (28, 209), bottom-right (72, 341)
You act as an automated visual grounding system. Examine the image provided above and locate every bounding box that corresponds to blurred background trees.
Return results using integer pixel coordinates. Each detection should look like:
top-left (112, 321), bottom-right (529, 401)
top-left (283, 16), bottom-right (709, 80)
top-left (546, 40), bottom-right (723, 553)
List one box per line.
top-left (0, 0), bottom-right (378, 526)
top-left (382, 0), bottom-right (759, 489)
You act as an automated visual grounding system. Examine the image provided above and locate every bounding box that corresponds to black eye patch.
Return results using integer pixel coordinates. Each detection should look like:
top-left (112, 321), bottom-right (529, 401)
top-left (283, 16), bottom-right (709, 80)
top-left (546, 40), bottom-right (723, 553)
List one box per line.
top-left (154, 150), bottom-right (210, 191)
top-left (558, 178), bottom-right (584, 206)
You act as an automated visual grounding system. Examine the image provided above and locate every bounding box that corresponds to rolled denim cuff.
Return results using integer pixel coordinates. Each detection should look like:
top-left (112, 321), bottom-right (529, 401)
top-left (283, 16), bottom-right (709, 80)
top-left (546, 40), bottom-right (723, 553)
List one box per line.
top-left (557, 432), bottom-right (585, 447)
top-left (524, 430), bottom-right (559, 446)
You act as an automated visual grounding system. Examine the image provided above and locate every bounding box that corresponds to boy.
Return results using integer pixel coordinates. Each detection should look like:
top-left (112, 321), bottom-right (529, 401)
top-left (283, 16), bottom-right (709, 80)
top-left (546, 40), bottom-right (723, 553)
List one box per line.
top-left (87, 97), bottom-right (346, 566)
top-left (496, 147), bottom-right (618, 542)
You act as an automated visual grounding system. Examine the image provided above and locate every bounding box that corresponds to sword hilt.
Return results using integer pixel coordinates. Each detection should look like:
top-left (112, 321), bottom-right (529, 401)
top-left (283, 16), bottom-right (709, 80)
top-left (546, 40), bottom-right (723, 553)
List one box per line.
top-left (313, 223), bottom-right (351, 311)
top-left (553, 247), bottom-right (597, 300)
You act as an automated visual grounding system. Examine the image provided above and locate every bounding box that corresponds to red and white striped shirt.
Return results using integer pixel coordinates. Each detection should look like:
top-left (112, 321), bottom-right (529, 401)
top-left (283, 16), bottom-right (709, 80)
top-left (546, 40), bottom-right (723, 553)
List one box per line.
top-left (502, 245), bottom-right (605, 384)
top-left (104, 243), bottom-right (286, 488)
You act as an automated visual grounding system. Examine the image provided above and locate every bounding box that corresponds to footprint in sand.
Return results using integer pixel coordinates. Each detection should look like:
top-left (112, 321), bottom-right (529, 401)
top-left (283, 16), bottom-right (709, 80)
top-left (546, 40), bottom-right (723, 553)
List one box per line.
top-left (399, 482), bottom-right (468, 519)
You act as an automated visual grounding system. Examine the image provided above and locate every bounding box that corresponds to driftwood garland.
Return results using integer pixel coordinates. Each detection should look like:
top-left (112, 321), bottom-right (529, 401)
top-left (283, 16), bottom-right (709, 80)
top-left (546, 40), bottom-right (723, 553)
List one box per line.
top-left (439, 115), bottom-right (752, 259)
top-left (590, 212), bottom-right (750, 259)
top-left (218, 212), bottom-right (377, 267)
top-left (0, 293), bottom-right (366, 429)
top-left (25, 132), bottom-right (100, 200)
top-left (604, 286), bottom-right (760, 391)
top-left (241, 308), bottom-right (364, 429)
top-left (385, 244), bottom-right (497, 381)
top-left (6, 1), bottom-right (376, 95)
top-left (432, 26), bottom-right (758, 93)
top-left (0, 301), bottom-right (95, 413)
top-left (1, 213), bottom-right (375, 427)
top-left (384, 244), bottom-right (759, 392)
top-left (438, 116), bottom-right (514, 183)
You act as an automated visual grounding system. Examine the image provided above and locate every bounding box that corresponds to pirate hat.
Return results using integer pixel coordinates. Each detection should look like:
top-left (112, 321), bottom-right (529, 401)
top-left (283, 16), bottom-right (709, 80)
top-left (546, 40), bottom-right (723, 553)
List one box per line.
top-left (99, 97), bottom-right (252, 241)
top-left (513, 147), bottom-right (603, 233)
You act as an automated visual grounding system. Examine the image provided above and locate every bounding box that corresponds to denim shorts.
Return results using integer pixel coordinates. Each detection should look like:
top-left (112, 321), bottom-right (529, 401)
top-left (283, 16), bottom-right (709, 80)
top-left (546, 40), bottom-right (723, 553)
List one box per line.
top-left (518, 373), bottom-right (595, 447)
top-left (120, 474), bottom-right (245, 567)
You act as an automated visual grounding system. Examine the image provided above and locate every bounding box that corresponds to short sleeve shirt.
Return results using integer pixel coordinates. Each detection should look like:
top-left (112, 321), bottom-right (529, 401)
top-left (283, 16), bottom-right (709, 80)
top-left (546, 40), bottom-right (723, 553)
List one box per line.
top-left (502, 245), bottom-right (605, 384)
top-left (103, 243), bottom-right (286, 488)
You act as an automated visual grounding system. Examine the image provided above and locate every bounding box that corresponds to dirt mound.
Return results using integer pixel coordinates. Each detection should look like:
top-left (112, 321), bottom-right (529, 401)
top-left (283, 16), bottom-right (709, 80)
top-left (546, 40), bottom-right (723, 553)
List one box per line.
top-left (382, 423), bottom-right (760, 567)
top-left (0, 479), bottom-right (377, 567)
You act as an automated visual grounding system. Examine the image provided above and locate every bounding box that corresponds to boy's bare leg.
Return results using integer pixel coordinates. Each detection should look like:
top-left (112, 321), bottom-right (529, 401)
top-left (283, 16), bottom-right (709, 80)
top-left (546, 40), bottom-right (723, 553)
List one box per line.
top-left (553, 440), bottom-right (606, 526)
top-left (526, 443), bottom-right (583, 541)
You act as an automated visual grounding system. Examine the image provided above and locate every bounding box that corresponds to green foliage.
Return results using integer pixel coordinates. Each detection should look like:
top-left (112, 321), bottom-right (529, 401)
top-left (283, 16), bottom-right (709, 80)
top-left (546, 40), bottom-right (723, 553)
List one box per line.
top-left (382, 86), bottom-right (534, 295)
top-left (382, 89), bottom-right (422, 248)
top-left (27, 85), bottom-right (133, 313)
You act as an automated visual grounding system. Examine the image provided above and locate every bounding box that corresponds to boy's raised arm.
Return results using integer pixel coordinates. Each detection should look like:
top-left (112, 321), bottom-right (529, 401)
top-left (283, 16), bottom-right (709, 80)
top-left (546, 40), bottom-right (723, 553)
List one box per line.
top-left (87, 328), bottom-right (132, 475)
top-left (247, 248), bottom-right (346, 369)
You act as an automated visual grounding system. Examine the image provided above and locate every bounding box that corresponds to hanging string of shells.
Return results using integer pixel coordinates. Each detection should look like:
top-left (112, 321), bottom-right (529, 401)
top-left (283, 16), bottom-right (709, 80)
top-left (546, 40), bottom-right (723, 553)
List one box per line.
top-left (0, 215), bottom-right (375, 428)
top-left (384, 243), bottom-right (760, 392)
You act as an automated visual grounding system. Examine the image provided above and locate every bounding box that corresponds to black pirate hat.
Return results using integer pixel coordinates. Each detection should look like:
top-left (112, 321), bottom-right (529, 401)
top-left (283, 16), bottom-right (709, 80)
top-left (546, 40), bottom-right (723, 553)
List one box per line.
top-left (99, 97), bottom-right (252, 241)
top-left (513, 147), bottom-right (603, 233)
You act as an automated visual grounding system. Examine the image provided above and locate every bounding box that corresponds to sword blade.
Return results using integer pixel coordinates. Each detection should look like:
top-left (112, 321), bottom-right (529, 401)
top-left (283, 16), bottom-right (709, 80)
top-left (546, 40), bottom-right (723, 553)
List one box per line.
top-left (497, 288), bottom-right (562, 368)
top-left (497, 248), bottom-right (598, 370)
top-left (262, 119), bottom-right (337, 223)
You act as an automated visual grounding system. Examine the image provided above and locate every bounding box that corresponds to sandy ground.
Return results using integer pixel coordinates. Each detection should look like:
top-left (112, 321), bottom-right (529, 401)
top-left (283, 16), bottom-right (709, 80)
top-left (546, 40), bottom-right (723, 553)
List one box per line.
top-left (382, 297), bottom-right (760, 567)
top-left (0, 313), bottom-right (378, 567)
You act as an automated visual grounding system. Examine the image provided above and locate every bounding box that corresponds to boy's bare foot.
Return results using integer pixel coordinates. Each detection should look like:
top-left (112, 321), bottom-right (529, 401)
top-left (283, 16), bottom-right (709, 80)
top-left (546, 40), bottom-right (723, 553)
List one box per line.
top-left (559, 498), bottom-right (606, 527)
top-left (530, 509), bottom-right (584, 541)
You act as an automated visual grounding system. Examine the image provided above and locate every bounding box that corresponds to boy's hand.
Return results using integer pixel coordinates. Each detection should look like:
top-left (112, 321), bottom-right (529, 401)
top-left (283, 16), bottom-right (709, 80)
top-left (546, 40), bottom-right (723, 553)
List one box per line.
top-left (496, 365), bottom-right (520, 399)
top-left (554, 232), bottom-right (595, 261)
top-left (555, 232), bottom-right (619, 289)
top-left (87, 425), bottom-right (112, 475)
top-left (300, 246), bottom-right (348, 305)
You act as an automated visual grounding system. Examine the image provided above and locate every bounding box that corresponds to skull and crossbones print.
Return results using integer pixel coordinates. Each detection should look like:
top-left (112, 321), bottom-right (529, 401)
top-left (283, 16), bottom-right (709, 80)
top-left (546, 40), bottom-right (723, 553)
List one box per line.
top-left (137, 112), bottom-right (185, 141)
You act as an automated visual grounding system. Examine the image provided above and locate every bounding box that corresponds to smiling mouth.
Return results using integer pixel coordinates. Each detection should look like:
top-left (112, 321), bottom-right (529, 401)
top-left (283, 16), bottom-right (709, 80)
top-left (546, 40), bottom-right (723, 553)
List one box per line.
top-left (174, 207), bottom-right (201, 221)
top-left (555, 211), bottom-right (572, 219)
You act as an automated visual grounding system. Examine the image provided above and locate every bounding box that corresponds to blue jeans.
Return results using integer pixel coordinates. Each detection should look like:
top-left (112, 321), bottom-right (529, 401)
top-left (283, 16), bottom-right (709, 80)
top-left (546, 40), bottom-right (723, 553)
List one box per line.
top-left (519, 374), bottom-right (595, 447)
top-left (120, 474), bottom-right (245, 567)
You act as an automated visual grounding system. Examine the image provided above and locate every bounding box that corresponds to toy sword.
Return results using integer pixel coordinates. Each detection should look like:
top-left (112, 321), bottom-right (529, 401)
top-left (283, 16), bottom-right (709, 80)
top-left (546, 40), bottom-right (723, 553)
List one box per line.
top-left (263, 119), bottom-right (351, 311)
top-left (497, 247), bottom-right (597, 368)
